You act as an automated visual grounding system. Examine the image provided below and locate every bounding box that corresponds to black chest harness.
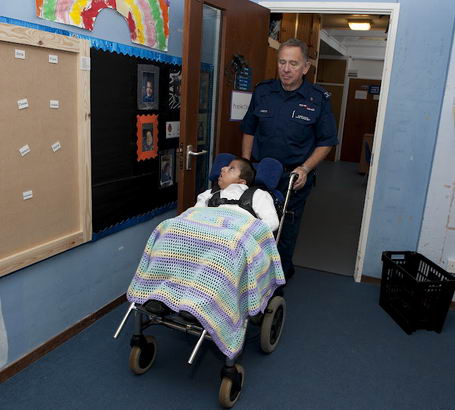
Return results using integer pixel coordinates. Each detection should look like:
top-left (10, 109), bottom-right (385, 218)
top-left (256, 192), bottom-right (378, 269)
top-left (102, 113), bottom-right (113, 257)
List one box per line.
top-left (207, 187), bottom-right (259, 218)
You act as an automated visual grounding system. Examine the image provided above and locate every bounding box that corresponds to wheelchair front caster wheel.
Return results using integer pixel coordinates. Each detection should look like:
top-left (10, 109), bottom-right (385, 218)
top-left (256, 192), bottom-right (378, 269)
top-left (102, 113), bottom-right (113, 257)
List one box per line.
top-left (129, 335), bottom-right (157, 374)
top-left (260, 296), bottom-right (286, 353)
top-left (219, 364), bottom-right (244, 408)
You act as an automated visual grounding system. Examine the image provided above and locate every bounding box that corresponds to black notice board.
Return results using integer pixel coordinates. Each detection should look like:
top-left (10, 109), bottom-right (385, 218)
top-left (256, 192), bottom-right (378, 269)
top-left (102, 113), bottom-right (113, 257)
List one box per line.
top-left (90, 49), bottom-right (179, 233)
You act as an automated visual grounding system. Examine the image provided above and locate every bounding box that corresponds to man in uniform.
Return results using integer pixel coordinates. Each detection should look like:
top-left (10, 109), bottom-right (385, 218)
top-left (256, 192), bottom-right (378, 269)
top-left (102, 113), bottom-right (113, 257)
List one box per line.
top-left (241, 38), bottom-right (338, 280)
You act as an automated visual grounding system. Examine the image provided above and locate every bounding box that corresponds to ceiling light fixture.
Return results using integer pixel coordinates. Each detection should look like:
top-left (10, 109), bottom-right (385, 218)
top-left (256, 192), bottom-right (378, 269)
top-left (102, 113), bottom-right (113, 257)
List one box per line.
top-left (348, 20), bottom-right (372, 31)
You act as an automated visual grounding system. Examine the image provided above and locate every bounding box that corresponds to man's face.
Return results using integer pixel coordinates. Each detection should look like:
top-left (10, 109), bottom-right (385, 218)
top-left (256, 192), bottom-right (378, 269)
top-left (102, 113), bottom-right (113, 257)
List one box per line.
top-left (218, 160), bottom-right (244, 189)
top-left (277, 46), bottom-right (310, 91)
top-left (146, 81), bottom-right (153, 97)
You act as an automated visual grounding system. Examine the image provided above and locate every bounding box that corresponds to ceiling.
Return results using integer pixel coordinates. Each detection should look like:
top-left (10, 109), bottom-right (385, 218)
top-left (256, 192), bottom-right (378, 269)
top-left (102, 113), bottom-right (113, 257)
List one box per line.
top-left (320, 14), bottom-right (389, 56)
top-left (322, 14), bottom-right (389, 32)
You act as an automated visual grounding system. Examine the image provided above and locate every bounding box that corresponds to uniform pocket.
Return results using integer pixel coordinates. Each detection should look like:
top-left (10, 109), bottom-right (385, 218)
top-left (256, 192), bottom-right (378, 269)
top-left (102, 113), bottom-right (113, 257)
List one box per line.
top-left (254, 106), bottom-right (274, 137)
top-left (254, 106), bottom-right (273, 118)
top-left (290, 108), bottom-right (316, 125)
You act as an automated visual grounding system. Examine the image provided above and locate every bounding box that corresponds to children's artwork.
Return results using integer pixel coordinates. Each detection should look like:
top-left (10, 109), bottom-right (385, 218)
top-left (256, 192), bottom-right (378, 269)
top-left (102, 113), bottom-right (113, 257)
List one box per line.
top-left (160, 149), bottom-right (174, 188)
top-left (166, 121), bottom-right (180, 139)
top-left (35, 0), bottom-right (169, 51)
top-left (199, 71), bottom-right (210, 112)
top-left (137, 114), bottom-right (158, 161)
top-left (138, 64), bottom-right (159, 110)
top-left (169, 68), bottom-right (182, 110)
top-left (197, 114), bottom-right (208, 146)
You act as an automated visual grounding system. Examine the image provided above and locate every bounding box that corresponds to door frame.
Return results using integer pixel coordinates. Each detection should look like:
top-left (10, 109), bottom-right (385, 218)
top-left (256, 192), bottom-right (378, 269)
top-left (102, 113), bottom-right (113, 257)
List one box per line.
top-left (259, 2), bottom-right (400, 282)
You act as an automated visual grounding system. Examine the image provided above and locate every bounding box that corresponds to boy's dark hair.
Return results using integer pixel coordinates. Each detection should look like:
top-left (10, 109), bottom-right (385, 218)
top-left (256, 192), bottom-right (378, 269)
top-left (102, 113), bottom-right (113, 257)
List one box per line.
top-left (235, 157), bottom-right (256, 186)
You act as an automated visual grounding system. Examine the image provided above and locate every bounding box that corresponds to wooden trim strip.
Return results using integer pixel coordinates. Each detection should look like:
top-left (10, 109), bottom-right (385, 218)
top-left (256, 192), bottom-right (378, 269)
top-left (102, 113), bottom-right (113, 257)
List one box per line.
top-left (360, 275), bottom-right (381, 286)
top-left (0, 294), bottom-right (126, 384)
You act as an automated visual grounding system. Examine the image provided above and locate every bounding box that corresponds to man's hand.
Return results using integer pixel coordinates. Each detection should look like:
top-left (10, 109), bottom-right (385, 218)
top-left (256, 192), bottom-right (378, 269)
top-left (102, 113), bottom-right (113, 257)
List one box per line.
top-left (291, 166), bottom-right (309, 190)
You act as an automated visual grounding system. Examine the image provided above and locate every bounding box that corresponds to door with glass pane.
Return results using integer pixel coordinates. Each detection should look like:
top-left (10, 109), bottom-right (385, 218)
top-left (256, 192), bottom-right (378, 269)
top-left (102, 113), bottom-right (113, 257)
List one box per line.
top-left (178, 0), bottom-right (269, 213)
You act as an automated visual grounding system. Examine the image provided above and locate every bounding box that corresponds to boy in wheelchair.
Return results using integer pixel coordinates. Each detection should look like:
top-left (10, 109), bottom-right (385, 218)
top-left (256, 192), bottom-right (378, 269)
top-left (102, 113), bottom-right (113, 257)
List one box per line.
top-left (195, 157), bottom-right (279, 232)
top-left (126, 155), bottom-right (286, 361)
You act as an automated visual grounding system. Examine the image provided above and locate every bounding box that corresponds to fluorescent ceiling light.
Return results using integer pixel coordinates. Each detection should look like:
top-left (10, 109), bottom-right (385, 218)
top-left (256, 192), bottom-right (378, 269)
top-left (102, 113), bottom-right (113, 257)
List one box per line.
top-left (348, 20), bottom-right (371, 31)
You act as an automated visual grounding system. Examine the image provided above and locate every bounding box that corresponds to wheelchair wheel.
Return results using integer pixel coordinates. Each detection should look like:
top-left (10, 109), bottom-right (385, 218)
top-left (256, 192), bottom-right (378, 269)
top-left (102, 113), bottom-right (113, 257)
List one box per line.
top-left (219, 364), bottom-right (244, 408)
top-left (129, 335), bottom-right (157, 375)
top-left (260, 296), bottom-right (286, 353)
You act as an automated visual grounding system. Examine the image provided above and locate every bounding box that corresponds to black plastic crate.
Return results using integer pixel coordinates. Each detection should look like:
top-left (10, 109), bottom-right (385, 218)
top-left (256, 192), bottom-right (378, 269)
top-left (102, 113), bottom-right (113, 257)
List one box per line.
top-left (380, 251), bottom-right (455, 334)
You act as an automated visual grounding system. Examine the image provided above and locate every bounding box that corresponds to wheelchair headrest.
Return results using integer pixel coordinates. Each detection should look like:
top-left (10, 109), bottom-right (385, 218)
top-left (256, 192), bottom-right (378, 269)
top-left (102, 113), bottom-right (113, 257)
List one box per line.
top-left (254, 157), bottom-right (283, 190)
top-left (209, 153), bottom-right (283, 191)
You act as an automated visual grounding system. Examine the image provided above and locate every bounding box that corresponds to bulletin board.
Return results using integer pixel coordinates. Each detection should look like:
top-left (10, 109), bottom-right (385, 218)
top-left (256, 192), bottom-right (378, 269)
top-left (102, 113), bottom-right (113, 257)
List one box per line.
top-left (90, 49), bottom-right (179, 234)
top-left (0, 23), bottom-right (91, 277)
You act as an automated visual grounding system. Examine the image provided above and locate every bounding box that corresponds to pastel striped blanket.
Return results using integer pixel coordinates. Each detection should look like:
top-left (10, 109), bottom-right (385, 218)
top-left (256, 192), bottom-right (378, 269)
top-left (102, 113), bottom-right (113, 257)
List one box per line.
top-left (127, 206), bottom-right (285, 359)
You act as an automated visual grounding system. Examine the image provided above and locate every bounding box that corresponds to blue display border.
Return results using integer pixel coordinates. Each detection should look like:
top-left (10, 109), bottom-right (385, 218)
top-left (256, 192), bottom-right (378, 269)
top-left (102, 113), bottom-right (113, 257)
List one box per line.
top-left (0, 16), bottom-right (182, 64)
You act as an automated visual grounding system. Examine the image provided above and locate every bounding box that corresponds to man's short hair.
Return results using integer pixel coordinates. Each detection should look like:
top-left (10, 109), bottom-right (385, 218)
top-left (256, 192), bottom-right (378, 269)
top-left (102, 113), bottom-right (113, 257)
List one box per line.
top-left (235, 157), bottom-right (256, 186)
top-left (278, 38), bottom-right (309, 62)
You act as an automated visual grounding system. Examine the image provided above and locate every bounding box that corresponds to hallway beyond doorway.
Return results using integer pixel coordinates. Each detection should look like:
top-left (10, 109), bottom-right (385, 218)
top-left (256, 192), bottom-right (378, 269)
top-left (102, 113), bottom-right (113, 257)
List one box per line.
top-left (294, 161), bottom-right (366, 276)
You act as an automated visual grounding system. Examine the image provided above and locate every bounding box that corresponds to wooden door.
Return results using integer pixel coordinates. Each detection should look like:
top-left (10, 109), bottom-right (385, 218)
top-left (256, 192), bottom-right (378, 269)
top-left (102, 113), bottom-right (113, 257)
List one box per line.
top-left (316, 58), bottom-right (347, 161)
top-left (178, 0), bottom-right (269, 213)
top-left (340, 78), bottom-right (381, 163)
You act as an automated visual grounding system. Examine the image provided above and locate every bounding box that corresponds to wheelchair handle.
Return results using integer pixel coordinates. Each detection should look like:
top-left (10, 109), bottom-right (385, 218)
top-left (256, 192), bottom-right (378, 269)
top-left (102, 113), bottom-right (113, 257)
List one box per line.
top-left (276, 172), bottom-right (298, 244)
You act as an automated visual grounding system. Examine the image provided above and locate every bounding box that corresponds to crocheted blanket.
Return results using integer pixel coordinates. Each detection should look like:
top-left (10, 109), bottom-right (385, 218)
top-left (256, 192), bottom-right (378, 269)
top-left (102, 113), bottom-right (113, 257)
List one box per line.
top-left (127, 206), bottom-right (285, 359)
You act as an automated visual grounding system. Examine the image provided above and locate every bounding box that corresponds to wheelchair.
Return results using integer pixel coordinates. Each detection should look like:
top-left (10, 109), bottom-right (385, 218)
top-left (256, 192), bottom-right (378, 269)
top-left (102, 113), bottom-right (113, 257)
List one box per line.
top-left (114, 153), bottom-right (297, 408)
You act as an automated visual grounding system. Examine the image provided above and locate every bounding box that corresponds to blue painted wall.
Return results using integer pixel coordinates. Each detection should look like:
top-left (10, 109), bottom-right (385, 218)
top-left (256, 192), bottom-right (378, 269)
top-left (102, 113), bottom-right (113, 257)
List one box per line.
top-left (256, 0), bottom-right (455, 277)
top-left (0, 1), bottom-right (184, 56)
top-left (0, 1), bottom-right (183, 368)
top-left (361, 0), bottom-right (454, 276)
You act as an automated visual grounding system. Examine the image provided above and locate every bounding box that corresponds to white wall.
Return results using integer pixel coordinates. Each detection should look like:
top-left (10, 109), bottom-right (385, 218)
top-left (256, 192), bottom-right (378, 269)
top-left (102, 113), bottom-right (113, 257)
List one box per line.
top-left (349, 59), bottom-right (384, 80)
top-left (418, 31), bottom-right (455, 273)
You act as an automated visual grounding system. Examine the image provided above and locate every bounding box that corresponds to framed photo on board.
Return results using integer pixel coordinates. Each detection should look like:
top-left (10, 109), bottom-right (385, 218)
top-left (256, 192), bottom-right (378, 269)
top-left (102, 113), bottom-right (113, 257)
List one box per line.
top-left (168, 68), bottom-right (182, 110)
top-left (137, 64), bottom-right (159, 110)
top-left (160, 149), bottom-right (175, 188)
top-left (137, 114), bottom-right (159, 161)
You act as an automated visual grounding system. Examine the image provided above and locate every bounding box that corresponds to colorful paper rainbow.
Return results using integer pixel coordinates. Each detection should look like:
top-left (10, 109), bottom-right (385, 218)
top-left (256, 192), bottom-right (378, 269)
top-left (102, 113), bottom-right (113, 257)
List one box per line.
top-left (35, 0), bottom-right (169, 51)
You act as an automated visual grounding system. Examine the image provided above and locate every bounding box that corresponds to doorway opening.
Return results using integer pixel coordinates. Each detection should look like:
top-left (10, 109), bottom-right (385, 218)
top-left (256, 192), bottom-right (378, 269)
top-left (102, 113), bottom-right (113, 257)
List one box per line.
top-left (259, 2), bottom-right (400, 281)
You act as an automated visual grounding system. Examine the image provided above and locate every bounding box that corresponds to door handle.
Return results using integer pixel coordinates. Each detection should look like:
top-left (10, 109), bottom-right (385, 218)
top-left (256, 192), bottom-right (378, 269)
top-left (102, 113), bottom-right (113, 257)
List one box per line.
top-left (186, 144), bottom-right (208, 170)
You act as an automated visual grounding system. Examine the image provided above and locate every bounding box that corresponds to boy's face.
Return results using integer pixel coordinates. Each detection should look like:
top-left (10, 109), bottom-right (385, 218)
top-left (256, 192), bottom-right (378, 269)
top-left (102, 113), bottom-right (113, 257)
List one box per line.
top-left (218, 160), bottom-right (245, 189)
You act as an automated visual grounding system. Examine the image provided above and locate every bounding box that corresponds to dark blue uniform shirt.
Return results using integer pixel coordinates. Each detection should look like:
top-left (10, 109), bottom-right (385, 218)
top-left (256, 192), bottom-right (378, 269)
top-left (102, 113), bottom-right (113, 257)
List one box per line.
top-left (241, 79), bottom-right (338, 167)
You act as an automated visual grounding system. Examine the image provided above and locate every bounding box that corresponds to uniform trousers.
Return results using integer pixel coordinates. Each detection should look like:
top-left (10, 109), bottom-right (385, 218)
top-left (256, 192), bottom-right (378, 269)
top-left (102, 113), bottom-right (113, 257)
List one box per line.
top-left (277, 171), bottom-right (315, 279)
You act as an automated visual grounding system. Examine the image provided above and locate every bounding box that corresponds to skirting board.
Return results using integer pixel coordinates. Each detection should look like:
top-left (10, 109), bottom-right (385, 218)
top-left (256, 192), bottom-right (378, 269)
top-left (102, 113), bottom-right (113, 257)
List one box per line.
top-left (0, 294), bottom-right (126, 384)
top-left (361, 275), bottom-right (455, 311)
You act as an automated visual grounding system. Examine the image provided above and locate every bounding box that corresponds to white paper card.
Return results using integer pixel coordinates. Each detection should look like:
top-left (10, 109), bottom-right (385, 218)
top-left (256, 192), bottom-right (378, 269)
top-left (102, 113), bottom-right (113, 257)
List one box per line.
top-left (17, 98), bottom-right (29, 110)
top-left (19, 144), bottom-right (31, 156)
top-left (355, 90), bottom-right (368, 100)
top-left (51, 141), bottom-right (61, 152)
top-left (15, 49), bottom-right (26, 59)
top-left (166, 121), bottom-right (180, 139)
top-left (49, 54), bottom-right (59, 64)
top-left (230, 91), bottom-right (253, 121)
top-left (80, 56), bottom-right (90, 71)
top-left (23, 190), bottom-right (33, 200)
top-left (373, 94), bottom-right (380, 101)
top-left (50, 100), bottom-right (60, 109)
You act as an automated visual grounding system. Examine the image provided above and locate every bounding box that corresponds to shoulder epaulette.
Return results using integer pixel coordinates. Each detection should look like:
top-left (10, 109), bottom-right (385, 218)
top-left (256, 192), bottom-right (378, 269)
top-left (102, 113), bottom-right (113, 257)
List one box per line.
top-left (312, 83), bottom-right (331, 99)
